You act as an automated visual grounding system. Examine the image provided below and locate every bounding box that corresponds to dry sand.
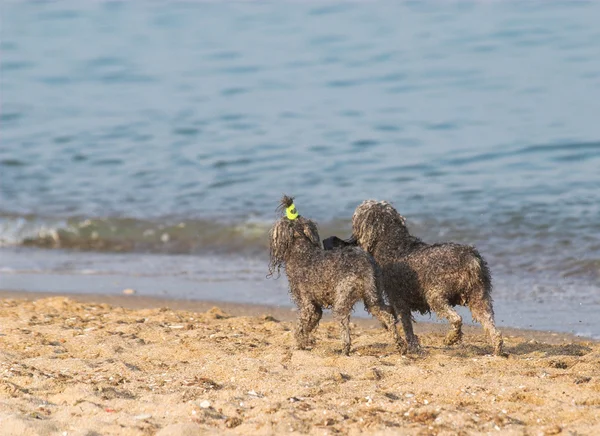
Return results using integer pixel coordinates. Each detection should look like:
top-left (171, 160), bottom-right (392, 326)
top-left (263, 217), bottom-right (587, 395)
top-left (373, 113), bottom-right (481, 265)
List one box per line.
top-left (0, 294), bottom-right (599, 436)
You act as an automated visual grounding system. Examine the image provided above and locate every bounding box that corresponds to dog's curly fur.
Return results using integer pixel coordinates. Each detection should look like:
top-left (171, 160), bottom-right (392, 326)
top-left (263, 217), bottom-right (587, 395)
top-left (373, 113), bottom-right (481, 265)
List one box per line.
top-left (350, 200), bottom-right (504, 356)
top-left (268, 195), bottom-right (407, 355)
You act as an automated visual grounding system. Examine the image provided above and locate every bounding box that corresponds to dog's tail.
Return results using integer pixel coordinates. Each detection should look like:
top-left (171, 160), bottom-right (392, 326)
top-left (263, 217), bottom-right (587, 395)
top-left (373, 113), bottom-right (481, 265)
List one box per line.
top-left (470, 249), bottom-right (492, 290)
top-left (463, 248), bottom-right (493, 307)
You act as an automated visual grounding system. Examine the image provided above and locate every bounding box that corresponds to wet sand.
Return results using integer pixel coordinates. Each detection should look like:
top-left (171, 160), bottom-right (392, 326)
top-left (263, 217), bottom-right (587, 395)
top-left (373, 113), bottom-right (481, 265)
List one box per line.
top-left (0, 293), bottom-right (599, 435)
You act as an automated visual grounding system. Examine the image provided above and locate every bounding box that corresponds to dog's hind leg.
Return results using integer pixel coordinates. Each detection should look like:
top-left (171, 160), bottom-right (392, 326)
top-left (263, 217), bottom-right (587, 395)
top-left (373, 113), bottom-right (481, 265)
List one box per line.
top-left (333, 279), bottom-right (361, 355)
top-left (469, 296), bottom-right (504, 356)
top-left (431, 299), bottom-right (463, 346)
top-left (393, 302), bottom-right (420, 353)
top-left (364, 295), bottom-right (408, 354)
top-left (295, 301), bottom-right (322, 350)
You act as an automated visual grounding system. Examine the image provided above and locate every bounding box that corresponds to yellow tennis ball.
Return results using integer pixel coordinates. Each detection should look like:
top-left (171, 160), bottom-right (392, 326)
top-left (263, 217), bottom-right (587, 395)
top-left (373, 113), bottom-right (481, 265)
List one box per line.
top-left (286, 204), bottom-right (298, 220)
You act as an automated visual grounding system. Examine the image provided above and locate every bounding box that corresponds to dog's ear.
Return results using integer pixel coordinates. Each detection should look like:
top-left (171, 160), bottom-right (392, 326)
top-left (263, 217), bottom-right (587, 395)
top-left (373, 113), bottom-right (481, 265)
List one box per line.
top-left (302, 219), bottom-right (321, 247)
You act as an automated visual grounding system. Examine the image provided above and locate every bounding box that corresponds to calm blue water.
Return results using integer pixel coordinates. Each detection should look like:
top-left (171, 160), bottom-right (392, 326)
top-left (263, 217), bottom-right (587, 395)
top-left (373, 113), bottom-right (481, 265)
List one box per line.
top-left (1, 1), bottom-right (599, 338)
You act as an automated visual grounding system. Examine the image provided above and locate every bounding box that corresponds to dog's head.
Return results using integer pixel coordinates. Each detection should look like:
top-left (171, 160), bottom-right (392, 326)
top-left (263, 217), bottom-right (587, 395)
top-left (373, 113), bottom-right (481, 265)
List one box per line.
top-left (268, 195), bottom-right (321, 278)
top-left (351, 200), bottom-right (409, 252)
top-left (322, 235), bottom-right (357, 251)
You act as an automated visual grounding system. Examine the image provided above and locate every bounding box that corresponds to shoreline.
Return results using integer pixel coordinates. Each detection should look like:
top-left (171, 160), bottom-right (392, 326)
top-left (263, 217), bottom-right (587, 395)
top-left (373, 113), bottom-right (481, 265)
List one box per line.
top-left (0, 289), bottom-right (595, 345)
top-left (2, 246), bottom-right (598, 341)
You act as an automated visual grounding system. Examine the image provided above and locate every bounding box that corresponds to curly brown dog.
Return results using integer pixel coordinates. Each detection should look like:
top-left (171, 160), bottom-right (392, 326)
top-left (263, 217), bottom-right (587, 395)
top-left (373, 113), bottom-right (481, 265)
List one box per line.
top-left (325, 200), bottom-right (504, 356)
top-left (268, 196), bottom-right (407, 356)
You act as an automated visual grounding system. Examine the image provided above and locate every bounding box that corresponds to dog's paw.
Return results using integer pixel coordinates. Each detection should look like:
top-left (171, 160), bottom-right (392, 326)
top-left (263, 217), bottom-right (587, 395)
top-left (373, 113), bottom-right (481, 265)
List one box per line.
top-left (407, 334), bottom-right (421, 352)
top-left (407, 342), bottom-right (421, 354)
top-left (443, 331), bottom-right (463, 346)
top-left (295, 340), bottom-right (310, 351)
top-left (494, 346), bottom-right (508, 358)
top-left (394, 339), bottom-right (409, 355)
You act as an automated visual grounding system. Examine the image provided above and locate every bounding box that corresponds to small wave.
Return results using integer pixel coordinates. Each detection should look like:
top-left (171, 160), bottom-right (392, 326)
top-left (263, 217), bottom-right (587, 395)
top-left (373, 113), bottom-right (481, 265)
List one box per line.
top-left (0, 214), bottom-right (351, 256)
top-left (1, 212), bottom-right (598, 286)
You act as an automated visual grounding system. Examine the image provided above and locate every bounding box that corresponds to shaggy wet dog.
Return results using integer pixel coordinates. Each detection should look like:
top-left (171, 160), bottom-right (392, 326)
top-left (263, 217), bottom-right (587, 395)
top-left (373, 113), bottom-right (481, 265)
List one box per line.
top-left (326, 200), bottom-right (504, 356)
top-left (268, 196), bottom-right (407, 355)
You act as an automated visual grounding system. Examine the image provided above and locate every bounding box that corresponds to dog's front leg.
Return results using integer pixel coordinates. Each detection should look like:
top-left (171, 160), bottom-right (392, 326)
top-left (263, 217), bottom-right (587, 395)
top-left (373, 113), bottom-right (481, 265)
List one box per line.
top-left (295, 300), bottom-right (321, 350)
top-left (334, 312), bottom-right (351, 356)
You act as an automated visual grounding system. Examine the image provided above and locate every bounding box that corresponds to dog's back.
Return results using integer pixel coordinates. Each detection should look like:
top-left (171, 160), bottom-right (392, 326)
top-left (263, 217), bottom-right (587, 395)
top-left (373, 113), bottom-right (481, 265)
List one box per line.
top-left (393, 242), bottom-right (491, 311)
top-left (288, 245), bottom-right (381, 307)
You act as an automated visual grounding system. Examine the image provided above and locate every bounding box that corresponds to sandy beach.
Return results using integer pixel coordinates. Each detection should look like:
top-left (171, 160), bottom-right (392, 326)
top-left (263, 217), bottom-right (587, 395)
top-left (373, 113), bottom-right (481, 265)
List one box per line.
top-left (0, 293), bottom-right (599, 436)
